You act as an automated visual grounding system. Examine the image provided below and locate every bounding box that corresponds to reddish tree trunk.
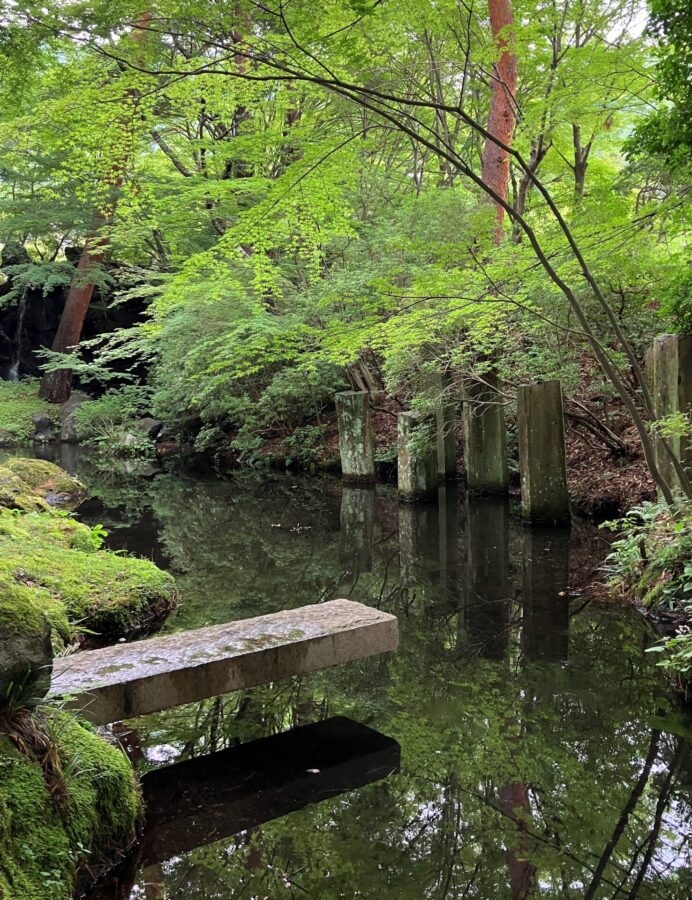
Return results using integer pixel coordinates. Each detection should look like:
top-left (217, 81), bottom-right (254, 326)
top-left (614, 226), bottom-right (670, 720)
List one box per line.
top-left (39, 240), bottom-right (105, 402)
top-left (481, 0), bottom-right (518, 239)
top-left (499, 781), bottom-right (537, 899)
top-left (40, 14), bottom-right (152, 403)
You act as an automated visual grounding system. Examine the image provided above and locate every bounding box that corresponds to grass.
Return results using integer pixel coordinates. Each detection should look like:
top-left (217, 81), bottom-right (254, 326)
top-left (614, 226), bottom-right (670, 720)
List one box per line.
top-left (0, 379), bottom-right (57, 447)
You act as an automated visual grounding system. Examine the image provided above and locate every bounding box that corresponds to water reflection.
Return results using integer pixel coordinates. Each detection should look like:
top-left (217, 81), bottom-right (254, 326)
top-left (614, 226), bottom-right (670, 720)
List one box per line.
top-left (465, 496), bottom-right (511, 660)
top-left (15, 449), bottom-right (692, 898)
top-left (521, 528), bottom-right (570, 663)
top-left (90, 717), bottom-right (400, 898)
top-left (340, 486), bottom-right (375, 575)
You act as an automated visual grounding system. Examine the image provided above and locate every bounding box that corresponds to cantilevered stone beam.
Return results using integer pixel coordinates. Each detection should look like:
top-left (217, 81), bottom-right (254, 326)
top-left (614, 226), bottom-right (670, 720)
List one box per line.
top-left (50, 600), bottom-right (398, 725)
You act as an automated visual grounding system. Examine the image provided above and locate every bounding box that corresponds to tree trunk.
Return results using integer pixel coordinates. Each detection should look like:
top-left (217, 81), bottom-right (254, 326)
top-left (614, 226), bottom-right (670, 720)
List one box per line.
top-left (481, 0), bottom-right (518, 239)
top-left (39, 14), bottom-right (151, 403)
top-left (39, 240), bottom-right (105, 402)
top-left (572, 124), bottom-right (591, 200)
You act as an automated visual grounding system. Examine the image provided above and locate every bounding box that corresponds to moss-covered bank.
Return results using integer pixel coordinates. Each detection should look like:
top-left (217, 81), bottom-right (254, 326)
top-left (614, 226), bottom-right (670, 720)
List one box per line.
top-left (0, 459), bottom-right (177, 643)
top-left (0, 457), bottom-right (85, 512)
top-left (0, 458), bottom-right (176, 897)
top-left (0, 711), bottom-right (141, 900)
top-left (0, 509), bottom-right (177, 642)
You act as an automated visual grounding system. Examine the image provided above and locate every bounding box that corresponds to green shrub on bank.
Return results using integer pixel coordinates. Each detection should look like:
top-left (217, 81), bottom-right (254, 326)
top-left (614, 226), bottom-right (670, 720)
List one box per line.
top-left (605, 500), bottom-right (692, 680)
top-left (0, 380), bottom-right (56, 447)
top-left (72, 386), bottom-right (155, 457)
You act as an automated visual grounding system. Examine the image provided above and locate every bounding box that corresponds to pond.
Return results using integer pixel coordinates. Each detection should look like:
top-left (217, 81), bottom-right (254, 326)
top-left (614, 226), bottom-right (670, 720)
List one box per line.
top-left (26, 447), bottom-right (692, 897)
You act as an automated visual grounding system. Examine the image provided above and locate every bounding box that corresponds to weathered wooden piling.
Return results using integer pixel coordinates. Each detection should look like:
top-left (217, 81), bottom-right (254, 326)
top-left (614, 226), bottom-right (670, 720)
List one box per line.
top-left (517, 380), bottom-right (571, 525)
top-left (462, 372), bottom-right (508, 493)
top-left (397, 412), bottom-right (438, 501)
top-left (421, 371), bottom-right (457, 480)
top-left (436, 403), bottom-right (457, 480)
top-left (651, 334), bottom-right (692, 494)
top-left (335, 391), bottom-right (375, 483)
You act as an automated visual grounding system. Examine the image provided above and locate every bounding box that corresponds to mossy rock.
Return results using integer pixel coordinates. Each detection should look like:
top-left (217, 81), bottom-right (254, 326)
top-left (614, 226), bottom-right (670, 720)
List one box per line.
top-left (0, 509), bottom-right (178, 642)
top-left (0, 711), bottom-right (141, 899)
top-left (0, 467), bottom-right (47, 512)
top-left (0, 583), bottom-right (53, 710)
top-left (0, 459), bottom-right (85, 508)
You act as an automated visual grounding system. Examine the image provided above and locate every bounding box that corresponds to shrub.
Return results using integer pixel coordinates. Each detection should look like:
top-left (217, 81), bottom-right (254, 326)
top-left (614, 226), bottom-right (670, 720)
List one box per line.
top-left (73, 387), bottom-right (155, 457)
top-left (604, 500), bottom-right (692, 680)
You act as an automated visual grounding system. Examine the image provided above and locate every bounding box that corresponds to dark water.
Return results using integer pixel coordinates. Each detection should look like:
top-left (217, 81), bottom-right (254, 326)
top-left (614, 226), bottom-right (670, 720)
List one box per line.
top-left (26, 447), bottom-right (692, 897)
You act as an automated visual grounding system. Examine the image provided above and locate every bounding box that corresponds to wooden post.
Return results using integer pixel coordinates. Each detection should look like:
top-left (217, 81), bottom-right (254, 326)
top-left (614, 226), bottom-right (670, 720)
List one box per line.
top-left (421, 371), bottom-right (457, 480)
top-left (335, 391), bottom-right (375, 483)
top-left (651, 334), bottom-right (692, 495)
top-left (462, 372), bottom-right (509, 493)
top-left (436, 403), bottom-right (457, 480)
top-left (517, 381), bottom-right (570, 525)
top-left (397, 412), bottom-right (437, 502)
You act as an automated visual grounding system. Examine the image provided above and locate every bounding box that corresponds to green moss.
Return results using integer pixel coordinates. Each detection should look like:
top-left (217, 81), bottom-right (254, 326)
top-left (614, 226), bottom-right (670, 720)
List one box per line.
top-left (0, 381), bottom-right (56, 448)
top-left (1, 459), bottom-right (84, 502)
top-left (0, 581), bottom-right (47, 641)
top-left (0, 577), bottom-right (71, 650)
top-left (0, 467), bottom-right (48, 512)
top-left (0, 508), bottom-right (177, 641)
top-left (0, 710), bottom-right (141, 900)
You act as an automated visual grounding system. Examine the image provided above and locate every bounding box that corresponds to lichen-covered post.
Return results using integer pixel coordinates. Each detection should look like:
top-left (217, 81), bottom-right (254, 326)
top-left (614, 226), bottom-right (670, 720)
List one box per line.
top-left (397, 412), bottom-right (437, 502)
top-left (462, 372), bottom-right (508, 493)
top-left (335, 391), bottom-right (375, 483)
top-left (517, 380), bottom-right (571, 525)
top-left (339, 486), bottom-right (375, 574)
top-left (436, 404), bottom-right (457, 480)
top-left (421, 371), bottom-right (457, 480)
top-left (651, 334), bottom-right (692, 494)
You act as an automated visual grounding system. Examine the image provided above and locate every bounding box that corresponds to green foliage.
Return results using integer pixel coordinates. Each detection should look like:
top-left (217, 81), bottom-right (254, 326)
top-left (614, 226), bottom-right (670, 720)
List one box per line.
top-left (73, 387), bottom-right (155, 456)
top-left (627, 0), bottom-right (692, 169)
top-left (605, 500), bottom-right (692, 677)
top-left (0, 0), bottom-right (685, 483)
top-left (279, 424), bottom-right (328, 471)
top-left (659, 266), bottom-right (692, 332)
top-left (0, 262), bottom-right (74, 308)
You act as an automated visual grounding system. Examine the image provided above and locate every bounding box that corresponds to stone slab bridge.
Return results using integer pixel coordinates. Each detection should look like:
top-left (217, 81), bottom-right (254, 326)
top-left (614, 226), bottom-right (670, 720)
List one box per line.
top-left (49, 600), bottom-right (399, 726)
